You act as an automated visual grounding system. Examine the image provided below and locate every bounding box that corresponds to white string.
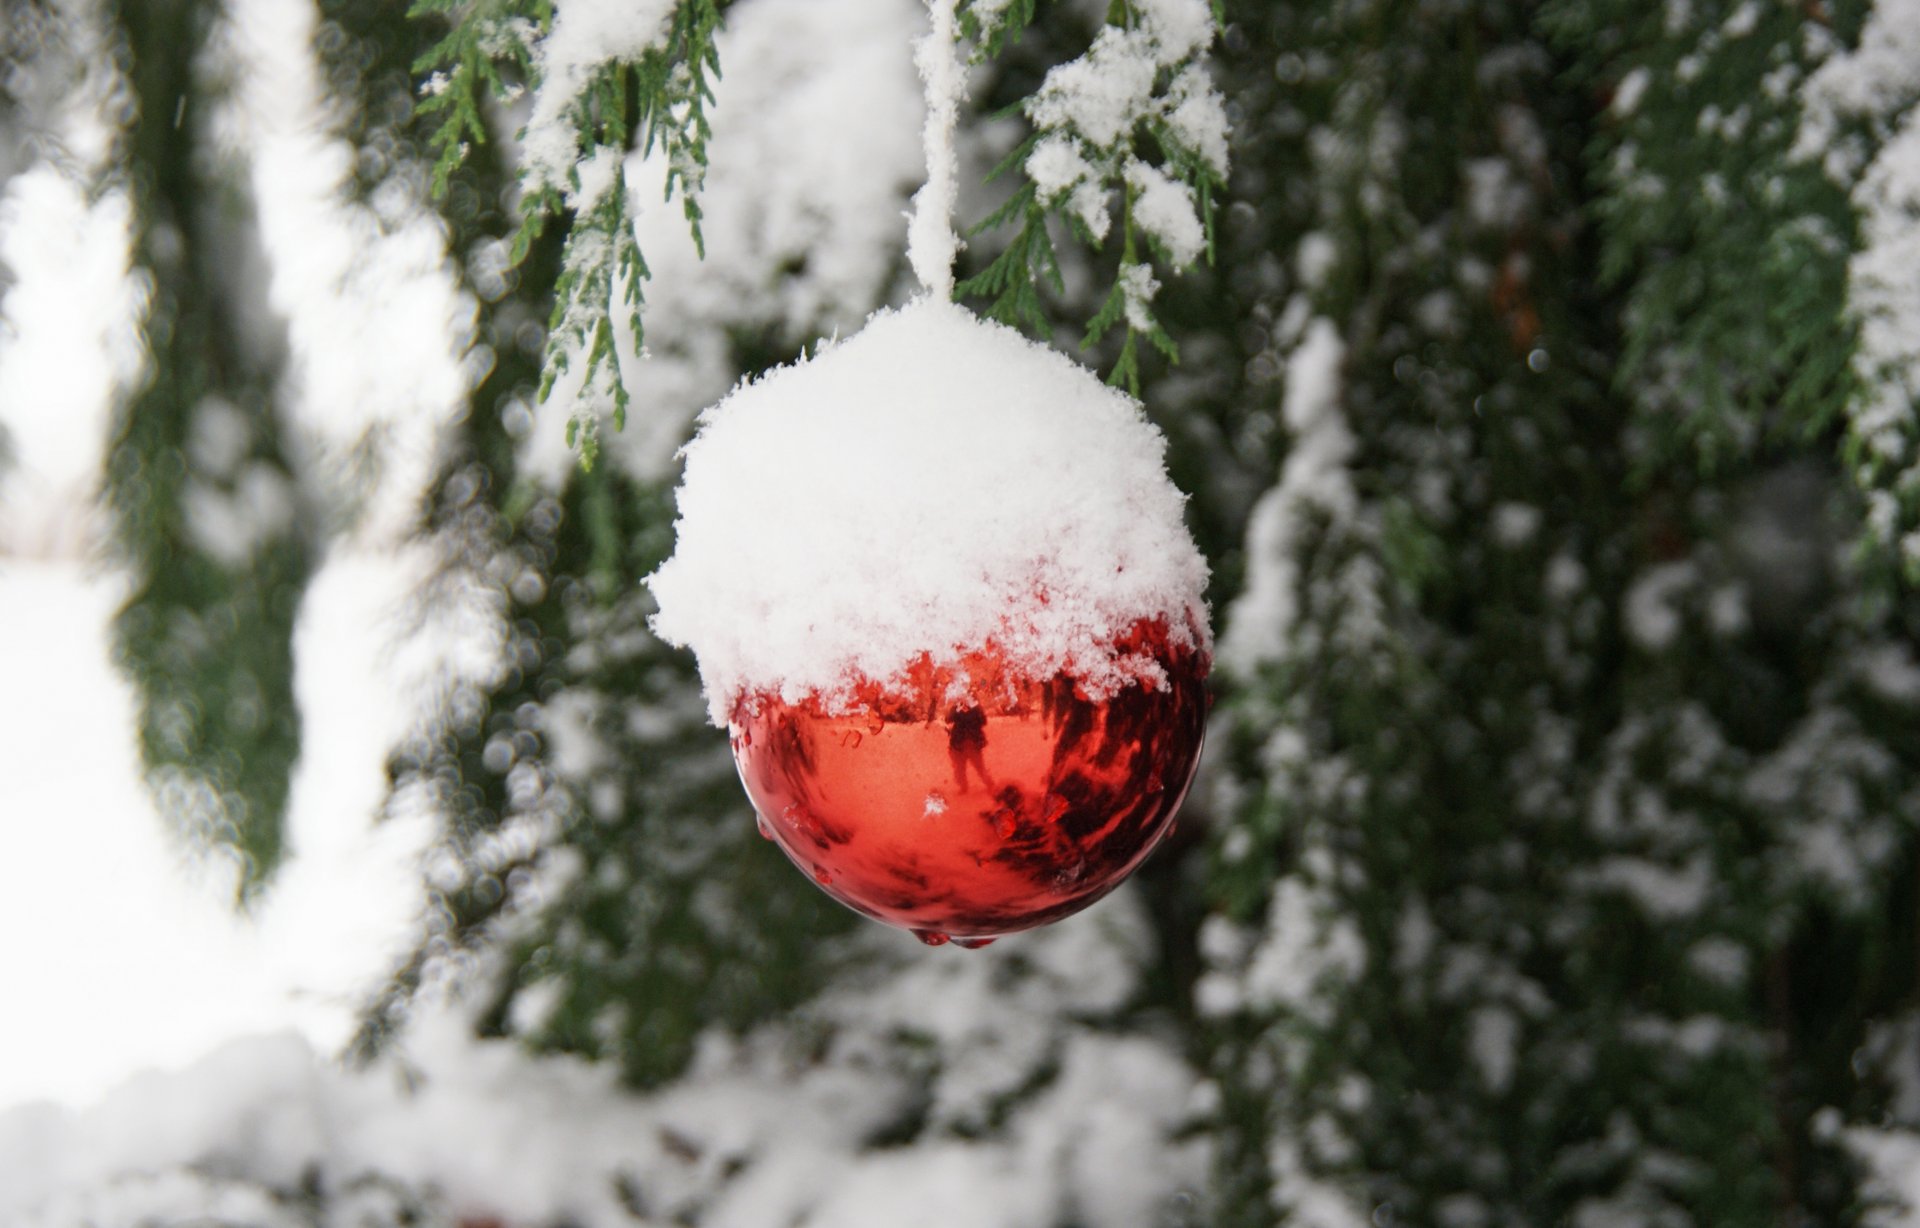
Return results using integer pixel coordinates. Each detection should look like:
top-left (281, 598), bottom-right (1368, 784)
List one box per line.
top-left (907, 0), bottom-right (964, 299)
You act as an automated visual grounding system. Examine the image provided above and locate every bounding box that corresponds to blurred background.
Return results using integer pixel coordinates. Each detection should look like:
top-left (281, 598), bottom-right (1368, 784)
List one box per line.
top-left (6, 0), bottom-right (1920, 1225)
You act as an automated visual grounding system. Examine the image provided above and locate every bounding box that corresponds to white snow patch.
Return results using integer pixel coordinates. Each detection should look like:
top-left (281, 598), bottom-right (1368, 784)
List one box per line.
top-left (1583, 855), bottom-right (1712, 920)
top-left (1851, 1127), bottom-right (1920, 1228)
top-left (907, 0), bottom-right (966, 299)
top-left (1239, 877), bottom-right (1366, 1023)
top-left (0, 171), bottom-right (143, 559)
top-left (1612, 67), bottom-right (1653, 117)
top-left (0, 560), bottom-right (434, 1111)
top-left (1220, 320), bottom-right (1352, 673)
top-left (1799, 0), bottom-right (1920, 564)
top-left (521, 0), bottom-right (679, 196)
top-left (647, 298), bottom-right (1210, 724)
top-left (1468, 1006), bottom-right (1519, 1094)
top-left (1623, 561), bottom-right (1694, 651)
top-left (1126, 158), bottom-right (1206, 265)
top-left (219, 0), bottom-right (471, 545)
top-left (529, 0), bottom-right (927, 484)
top-left (1268, 1137), bottom-right (1370, 1228)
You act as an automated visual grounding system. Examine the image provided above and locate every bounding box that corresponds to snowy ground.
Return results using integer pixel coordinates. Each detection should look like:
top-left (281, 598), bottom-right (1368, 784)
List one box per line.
top-left (0, 553), bottom-right (436, 1114)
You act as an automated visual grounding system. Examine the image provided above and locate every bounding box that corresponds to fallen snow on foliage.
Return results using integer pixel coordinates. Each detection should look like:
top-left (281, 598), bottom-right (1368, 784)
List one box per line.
top-left (906, 0), bottom-right (964, 299)
top-left (520, 0), bottom-right (678, 196)
top-left (524, 0), bottom-right (927, 484)
top-left (1852, 1126), bottom-right (1920, 1228)
top-left (1799, 0), bottom-right (1920, 570)
top-left (1220, 318), bottom-right (1353, 674)
top-left (1028, 0), bottom-right (1220, 158)
top-left (0, 893), bottom-right (1210, 1228)
top-left (647, 298), bottom-right (1210, 724)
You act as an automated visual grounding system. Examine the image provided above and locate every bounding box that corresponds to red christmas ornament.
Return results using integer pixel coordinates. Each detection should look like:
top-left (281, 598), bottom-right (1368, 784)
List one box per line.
top-left (729, 618), bottom-right (1208, 947)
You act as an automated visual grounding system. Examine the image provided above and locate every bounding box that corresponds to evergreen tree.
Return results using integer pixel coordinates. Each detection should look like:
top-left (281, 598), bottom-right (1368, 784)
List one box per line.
top-left (1202, 1), bottom-right (1920, 1224)
top-left (9, 0), bottom-right (1920, 1223)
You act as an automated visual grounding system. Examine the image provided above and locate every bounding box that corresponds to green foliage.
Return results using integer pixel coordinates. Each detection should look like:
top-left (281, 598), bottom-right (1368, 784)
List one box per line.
top-left (320, 0), bottom-right (849, 1088)
top-left (1537, 0), bottom-right (1860, 473)
top-left (957, 0), bottom-right (1226, 395)
top-left (1199, 1), bottom-right (1920, 1224)
top-left (359, 473), bottom-right (852, 1087)
top-left (407, 0), bottom-right (547, 198)
top-left (409, 0), bottom-right (722, 469)
top-left (102, 0), bottom-right (314, 896)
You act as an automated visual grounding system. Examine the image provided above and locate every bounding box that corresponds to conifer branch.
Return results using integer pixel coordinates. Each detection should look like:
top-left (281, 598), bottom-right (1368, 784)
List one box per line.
top-left (958, 0), bottom-right (1226, 392)
top-left (410, 0), bottom-right (722, 469)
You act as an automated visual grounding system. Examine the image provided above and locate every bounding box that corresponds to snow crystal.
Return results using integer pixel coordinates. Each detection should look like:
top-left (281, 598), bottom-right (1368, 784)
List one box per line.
top-left (1126, 158), bottom-right (1206, 265)
top-left (647, 298), bottom-right (1210, 723)
top-left (520, 0), bottom-right (679, 195)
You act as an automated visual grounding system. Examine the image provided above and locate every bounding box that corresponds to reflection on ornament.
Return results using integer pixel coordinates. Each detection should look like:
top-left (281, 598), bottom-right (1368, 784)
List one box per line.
top-left (730, 617), bottom-right (1209, 946)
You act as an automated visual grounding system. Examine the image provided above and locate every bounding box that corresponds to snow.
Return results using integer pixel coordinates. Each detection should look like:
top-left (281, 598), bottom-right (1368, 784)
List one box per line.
top-left (1468, 1006), bottom-right (1518, 1094)
top-left (647, 297), bottom-right (1210, 724)
top-left (1029, 25), bottom-right (1160, 150)
top-left (1119, 259), bottom-right (1161, 329)
top-left (1026, 133), bottom-right (1096, 198)
top-left (216, 0), bottom-right (472, 545)
top-left (0, 560), bottom-right (435, 1113)
top-left (1220, 318), bottom-right (1352, 673)
top-left (1852, 1127), bottom-right (1920, 1228)
top-left (1622, 560), bottom-right (1694, 652)
top-left (1026, 5), bottom-right (1224, 176)
top-left (1195, 873), bottom-right (1366, 1027)
top-left (1798, 0), bottom-right (1920, 567)
top-left (907, 0), bottom-right (965, 299)
top-left (524, 0), bottom-right (928, 485)
top-left (0, 168), bottom-right (142, 559)
top-left (1165, 63), bottom-right (1231, 177)
top-left (520, 0), bottom-right (679, 197)
top-left (0, 891), bottom-right (1208, 1228)
top-left (1126, 157), bottom-right (1205, 265)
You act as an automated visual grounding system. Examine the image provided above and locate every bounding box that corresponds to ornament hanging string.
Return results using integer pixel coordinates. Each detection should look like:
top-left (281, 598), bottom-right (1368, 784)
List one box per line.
top-left (907, 0), bottom-right (964, 299)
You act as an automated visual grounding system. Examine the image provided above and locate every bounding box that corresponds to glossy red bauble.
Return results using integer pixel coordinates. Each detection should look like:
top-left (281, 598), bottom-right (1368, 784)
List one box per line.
top-left (729, 619), bottom-right (1209, 946)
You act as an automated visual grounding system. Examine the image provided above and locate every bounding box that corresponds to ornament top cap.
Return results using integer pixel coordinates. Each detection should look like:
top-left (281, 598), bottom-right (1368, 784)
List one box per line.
top-left (648, 298), bottom-right (1210, 725)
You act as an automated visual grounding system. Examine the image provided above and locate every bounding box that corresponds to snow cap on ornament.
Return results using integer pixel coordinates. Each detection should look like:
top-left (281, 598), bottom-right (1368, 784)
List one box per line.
top-left (645, 297), bottom-right (1212, 724)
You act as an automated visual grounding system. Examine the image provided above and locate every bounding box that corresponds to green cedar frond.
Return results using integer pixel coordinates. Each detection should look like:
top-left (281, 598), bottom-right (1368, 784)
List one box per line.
top-left (959, 0), bottom-right (1225, 393)
top-left (408, 0), bottom-right (722, 467)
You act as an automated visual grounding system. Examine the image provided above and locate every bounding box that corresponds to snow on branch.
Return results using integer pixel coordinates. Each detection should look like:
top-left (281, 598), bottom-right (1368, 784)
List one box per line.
top-left (959, 0), bottom-right (1228, 394)
top-left (411, 0), bottom-right (721, 469)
